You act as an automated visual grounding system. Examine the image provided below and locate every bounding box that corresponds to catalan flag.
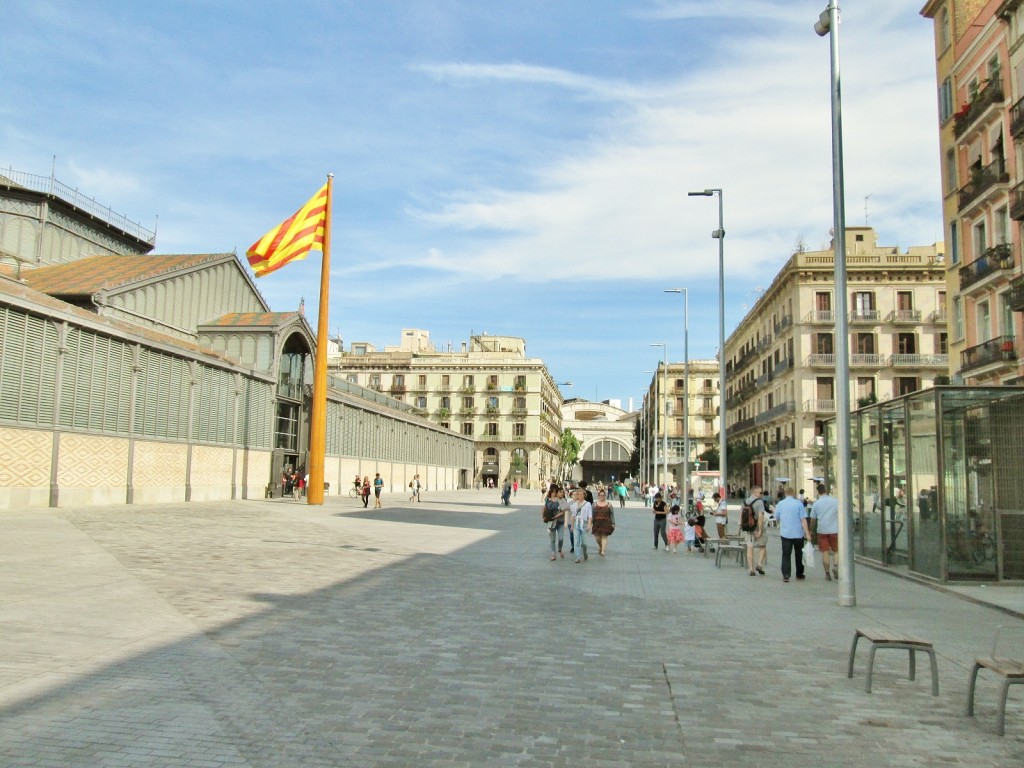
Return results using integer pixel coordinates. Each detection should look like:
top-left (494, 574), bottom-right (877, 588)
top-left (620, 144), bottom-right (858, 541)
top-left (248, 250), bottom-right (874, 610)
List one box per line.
top-left (246, 183), bottom-right (328, 277)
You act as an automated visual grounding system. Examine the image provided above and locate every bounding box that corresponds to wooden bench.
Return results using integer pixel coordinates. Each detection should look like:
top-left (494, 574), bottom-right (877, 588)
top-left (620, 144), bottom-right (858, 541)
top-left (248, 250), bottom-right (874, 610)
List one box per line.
top-left (847, 628), bottom-right (938, 695)
top-left (965, 625), bottom-right (1024, 736)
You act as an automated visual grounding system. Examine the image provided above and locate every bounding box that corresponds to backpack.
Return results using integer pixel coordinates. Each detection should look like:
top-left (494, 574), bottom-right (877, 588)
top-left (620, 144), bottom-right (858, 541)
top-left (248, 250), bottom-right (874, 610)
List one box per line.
top-left (740, 500), bottom-right (759, 532)
top-left (542, 498), bottom-right (561, 523)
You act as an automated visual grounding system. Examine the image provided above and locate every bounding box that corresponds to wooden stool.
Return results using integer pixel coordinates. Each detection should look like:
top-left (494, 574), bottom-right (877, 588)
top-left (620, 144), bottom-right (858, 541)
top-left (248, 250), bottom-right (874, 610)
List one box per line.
top-left (848, 628), bottom-right (938, 695)
top-left (965, 626), bottom-right (1024, 736)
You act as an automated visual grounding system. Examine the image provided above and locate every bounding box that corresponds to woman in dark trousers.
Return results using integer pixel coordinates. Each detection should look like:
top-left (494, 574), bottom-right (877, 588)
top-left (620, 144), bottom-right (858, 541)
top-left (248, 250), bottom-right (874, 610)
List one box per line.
top-left (652, 493), bottom-right (669, 550)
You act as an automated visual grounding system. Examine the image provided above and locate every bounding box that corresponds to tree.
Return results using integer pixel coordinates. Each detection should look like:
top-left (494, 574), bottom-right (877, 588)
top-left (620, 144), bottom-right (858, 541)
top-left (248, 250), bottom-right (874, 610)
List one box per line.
top-left (629, 418), bottom-right (642, 476)
top-left (556, 428), bottom-right (582, 481)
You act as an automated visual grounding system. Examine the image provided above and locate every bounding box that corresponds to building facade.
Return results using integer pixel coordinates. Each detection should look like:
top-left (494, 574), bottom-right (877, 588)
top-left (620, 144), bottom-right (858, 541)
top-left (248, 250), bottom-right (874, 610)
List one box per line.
top-left (723, 228), bottom-right (948, 492)
top-left (642, 359), bottom-right (720, 490)
top-left (329, 330), bottom-right (563, 489)
top-left (922, 0), bottom-right (1024, 384)
top-left (559, 399), bottom-right (637, 486)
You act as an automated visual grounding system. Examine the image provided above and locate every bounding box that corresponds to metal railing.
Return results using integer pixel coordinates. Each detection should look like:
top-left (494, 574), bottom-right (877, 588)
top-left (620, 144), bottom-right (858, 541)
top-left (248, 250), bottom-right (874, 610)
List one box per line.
top-left (959, 243), bottom-right (1014, 290)
top-left (954, 77), bottom-right (1004, 138)
top-left (887, 309), bottom-right (922, 323)
top-left (805, 353), bottom-right (836, 366)
top-left (958, 157), bottom-right (1009, 211)
top-left (0, 167), bottom-right (156, 244)
top-left (805, 399), bottom-right (836, 413)
top-left (960, 335), bottom-right (1016, 372)
top-left (890, 353), bottom-right (948, 367)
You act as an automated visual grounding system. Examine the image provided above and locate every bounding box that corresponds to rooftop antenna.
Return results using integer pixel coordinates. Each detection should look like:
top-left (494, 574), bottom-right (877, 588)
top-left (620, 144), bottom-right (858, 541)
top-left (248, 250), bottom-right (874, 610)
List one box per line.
top-left (864, 194), bottom-right (872, 226)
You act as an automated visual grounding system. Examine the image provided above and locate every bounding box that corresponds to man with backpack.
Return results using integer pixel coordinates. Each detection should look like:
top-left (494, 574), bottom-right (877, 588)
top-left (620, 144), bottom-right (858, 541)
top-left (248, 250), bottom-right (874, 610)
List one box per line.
top-left (741, 485), bottom-right (768, 576)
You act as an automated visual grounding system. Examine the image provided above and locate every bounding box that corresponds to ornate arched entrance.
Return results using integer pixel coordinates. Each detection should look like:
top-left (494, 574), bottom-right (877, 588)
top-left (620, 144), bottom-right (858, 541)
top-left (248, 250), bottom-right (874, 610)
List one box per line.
top-left (580, 439), bottom-right (631, 486)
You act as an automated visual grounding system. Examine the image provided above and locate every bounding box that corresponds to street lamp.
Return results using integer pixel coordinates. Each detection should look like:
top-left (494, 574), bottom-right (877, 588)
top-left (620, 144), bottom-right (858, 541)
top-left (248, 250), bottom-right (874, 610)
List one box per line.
top-left (688, 187), bottom-right (727, 498)
top-left (649, 343), bottom-right (669, 492)
top-left (665, 288), bottom-right (690, 500)
top-left (815, 0), bottom-right (855, 608)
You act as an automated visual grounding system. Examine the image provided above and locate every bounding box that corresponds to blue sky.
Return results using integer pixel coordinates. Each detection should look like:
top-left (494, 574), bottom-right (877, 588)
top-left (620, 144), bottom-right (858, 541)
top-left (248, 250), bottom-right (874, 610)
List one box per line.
top-left (4, 1), bottom-right (942, 407)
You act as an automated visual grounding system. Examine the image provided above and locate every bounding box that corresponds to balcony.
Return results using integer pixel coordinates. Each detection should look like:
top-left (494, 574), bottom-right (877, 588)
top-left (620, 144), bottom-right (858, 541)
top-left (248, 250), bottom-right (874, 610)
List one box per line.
top-left (510, 407), bottom-right (528, 417)
top-left (484, 405), bottom-right (500, 415)
top-left (958, 158), bottom-right (1009, 212)
top-left (773, 357), bottom-right (793, 377)
top-left (849, 309), bottom-right (880, 323)
top-left (1007, 273), bottom-right (1024, 312)
top-left (954, 77), bottom-right (1004, 138)
top-left (959, 243), bottom-right (1014, 290)
top-left (805, 399), bottom-right (836, 413)
top-left (458, 407), bottom-right (477, 417)
top-left (389, 383), bottom-right (406, 395)
top-left (927, 309), bottom-right (947, 324)
top-left (767, 437), bottom-right (795, 452)
top-left (850, 353), bottom-right (884, 366)
top-left (1012, 180), bottom-right (1024, 221)
top-left (886, 309), bottom-right (922, 323)
top-left (960, 335), bottom-right (1017, 373)
top-left (890, 353), bottom-right (949, 367)
top-left (805, 353), bottom-right (835, 367)
top-left (1011, 93), bottom-right (1024, 139)
top-left (774, 314), bottom-right (793, 335)
top-left (804, 310), bottom-right (835, 324)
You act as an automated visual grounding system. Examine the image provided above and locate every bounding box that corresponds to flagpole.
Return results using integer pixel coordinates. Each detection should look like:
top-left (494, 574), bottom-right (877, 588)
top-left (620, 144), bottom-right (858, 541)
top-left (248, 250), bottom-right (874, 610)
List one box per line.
top-left (306, 174), bottom-right (333, 505)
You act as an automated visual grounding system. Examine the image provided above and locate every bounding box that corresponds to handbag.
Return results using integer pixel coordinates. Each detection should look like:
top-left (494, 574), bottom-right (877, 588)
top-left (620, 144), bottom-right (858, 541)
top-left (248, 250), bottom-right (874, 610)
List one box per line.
top-left (804, 543), bottom-right (815, 569)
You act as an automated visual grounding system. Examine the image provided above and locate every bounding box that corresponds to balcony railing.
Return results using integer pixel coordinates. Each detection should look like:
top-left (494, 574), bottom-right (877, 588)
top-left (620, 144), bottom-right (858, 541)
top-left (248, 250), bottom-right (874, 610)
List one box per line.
top-left (1010, 93), bottom-right (1024, 138)
top-left (1011, 179), bottom-right (1024, 221)
top-left (774, 314), bottom-right (793, 335)
top-left (773, 357), bottom-right (793, 376)
top-left (849, 309), bottom-right (880, 323)
top-left (886, 309), bottom-right (922, 323)
top-left (890, 353), bottom-right (949, 367)
top-left (805, 353), bottom-right (835, 367)
top-left (954, 77), bottom-right (1004, 138)
top-left (959, 243), bottom-right (1014, 290)
top-left (960, 335), bottom-right (1017, 372)
top-left (804, 310), bottom-right (835, 324)
top-left (805, 399), bottom-right (836, 413)
top-left (927, 309), bottom-right (947, 324)
top-left (850, 353), bottom-right (884, 366)
top-left (958, 158), bottom-right (1009, 211)
top-left (1007, 273), bottom-right (1024, 312)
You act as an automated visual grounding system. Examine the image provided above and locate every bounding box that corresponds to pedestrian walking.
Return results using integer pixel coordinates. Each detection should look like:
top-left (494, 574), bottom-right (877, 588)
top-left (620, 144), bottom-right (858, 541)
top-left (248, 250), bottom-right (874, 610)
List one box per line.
top-left (810, 483), bottom-right (840, 581)
top-left (361, 475), bottom-right (371, 508)
top-left (572, 488), bottom-right (593, 563)
top-left (776, 486), bottom-right (812, 583)
top-left (712, 492), bottom-right (728, 539)
top-left (501, 480), bottom-right (512, 506)
top-left (373, 473), bottom-right (384, 508)
top-left (542, 485), bottom-right (565, 561)
top-left (742, 485), bottom-right (768, 576)
top-left (652, 492), bottom-right (669, 551)
top-left (591, 490), bottom-right (616, 556)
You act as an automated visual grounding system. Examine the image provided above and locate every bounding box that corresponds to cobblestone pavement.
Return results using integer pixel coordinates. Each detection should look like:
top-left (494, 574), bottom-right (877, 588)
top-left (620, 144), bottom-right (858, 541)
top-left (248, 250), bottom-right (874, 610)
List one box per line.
top-left (1, 490), bottom-right (1022, 767)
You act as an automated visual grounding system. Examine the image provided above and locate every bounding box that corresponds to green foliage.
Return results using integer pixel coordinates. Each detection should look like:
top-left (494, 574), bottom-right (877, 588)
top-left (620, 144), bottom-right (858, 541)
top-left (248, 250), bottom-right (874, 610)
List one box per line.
top-left (556, 428), bottom-right (581, 479)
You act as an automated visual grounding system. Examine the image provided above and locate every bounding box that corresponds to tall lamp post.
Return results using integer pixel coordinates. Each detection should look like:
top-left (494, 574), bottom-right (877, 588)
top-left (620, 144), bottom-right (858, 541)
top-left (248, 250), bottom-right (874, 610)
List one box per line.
top-left (665, 289), bottom-right (690, 499)
top-left (815, 0), bottom-right (855, 607)
top-left (649, 343), bottom-right (669, 491)
top-left (688, 188), bottom-right (727, 497)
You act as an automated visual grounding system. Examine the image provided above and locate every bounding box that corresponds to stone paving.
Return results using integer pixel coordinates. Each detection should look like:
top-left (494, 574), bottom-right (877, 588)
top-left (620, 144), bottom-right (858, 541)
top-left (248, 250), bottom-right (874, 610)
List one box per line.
top-left (1, 489), bottom-right (1022, 767)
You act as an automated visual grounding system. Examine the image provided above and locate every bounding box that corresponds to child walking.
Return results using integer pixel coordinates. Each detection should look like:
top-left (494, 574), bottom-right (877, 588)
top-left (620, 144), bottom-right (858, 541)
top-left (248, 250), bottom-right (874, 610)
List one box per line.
top-left (683, 516), bottom-right (697, 552)
top-left (667, 505), bottom-right (684, 553)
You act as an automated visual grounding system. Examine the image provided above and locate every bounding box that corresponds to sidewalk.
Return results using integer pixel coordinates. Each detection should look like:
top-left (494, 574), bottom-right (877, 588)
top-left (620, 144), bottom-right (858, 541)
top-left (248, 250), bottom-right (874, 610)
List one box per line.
top-left (1, 490), bottom-right (1021, 766)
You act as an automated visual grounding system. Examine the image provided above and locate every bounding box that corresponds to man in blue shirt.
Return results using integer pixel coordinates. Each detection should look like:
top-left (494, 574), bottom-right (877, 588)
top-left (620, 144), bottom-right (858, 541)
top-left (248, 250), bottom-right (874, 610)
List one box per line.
top-left (775, 486), bottom-right (812, 583)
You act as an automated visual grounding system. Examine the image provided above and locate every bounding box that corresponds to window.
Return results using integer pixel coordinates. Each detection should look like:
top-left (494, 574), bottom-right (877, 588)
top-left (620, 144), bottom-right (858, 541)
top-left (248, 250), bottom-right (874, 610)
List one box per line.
top-left (418, 374), bottom-right (427, 386)
top-left (393, 374), bottom-right (405, 387)
top-left (954, 297), bottom-right (964, 340)
top-left (440, 422), bottom-right (450, 430)
top-left (950, 221), bottom-right (959, 265)
top-left (485, 422), bottom-right (498, 436)
top-left (857, 377), bottom-right (875, 400)
top-left (346, 373), bottom-right (358, 384)
top-left (856, 333), bottom-right (875, 354)
top-left (416, 396), bottom-right (427, 409)
top-left (514, 375), bottom-right (527, 391)
top-left (815, 332), bottom-right (834, 354)
top-left (896, 377), bottom-right (919, 396)
top-left (940, 79), bottom-right (954, 124)
top-left (989, 55), bottom-right (1002, 85)
top-left (852, 291), bottom-right (874, 312)
top-left (816, 377), bottom-right (834, 400)
top-left (897, 333), bottom-right (917, 354)
top-left (462, 396), bottom-right (474, 408)
top-left (513, 422), bottom-right (526, 437)
top-left (441, 374), bottom-right (450, 388)
top-left (703, 379), bottom-right (713, 390)
top-left (514, 396), bottom-right (526, 409)
top-left (996, 207), bottom-right (1010, 245)
top-left (974, 219), bottom-right (987, 258)
top-left (441, 395), bottom-right (451, 409)
top-left (897, 291), bottom-right (913, 311)
top-left (937, 333), bottom-right (948, 355)
top-left (463, 374), bottom-right (474, 388)
top-left (977, 299), bottom-right (992, 341)
top-left (940, 7), bottom-right (950, 49)
top-left (462, 423), bottom-right (474, 436)
top-left (1001, 293), bottom-right (1014, 337)
top-left (816, 291), bottom-right (832, 311)
top-left (487, 374), bottom-right (498, 389)
top-left (369, 374), bottom-right (381, 389)
top-left (944, 147), bottom-right (957, 190)
top-left (675, 379), bottom-right (685, 390)
top-left (487, 396), bottom-right (498, 409)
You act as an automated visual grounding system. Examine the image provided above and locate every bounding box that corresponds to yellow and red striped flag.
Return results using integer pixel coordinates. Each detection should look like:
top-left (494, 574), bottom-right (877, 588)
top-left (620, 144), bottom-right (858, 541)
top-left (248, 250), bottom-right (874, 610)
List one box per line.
top-left (246, 183), bottom-right (328, 277)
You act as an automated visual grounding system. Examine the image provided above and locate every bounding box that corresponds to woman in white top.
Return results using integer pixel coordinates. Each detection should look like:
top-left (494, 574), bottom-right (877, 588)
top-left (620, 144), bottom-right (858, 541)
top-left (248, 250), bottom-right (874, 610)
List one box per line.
top-left (572, 488), bottom-right (593, 563)
top-left (712, 492), bottom-right (729, 539)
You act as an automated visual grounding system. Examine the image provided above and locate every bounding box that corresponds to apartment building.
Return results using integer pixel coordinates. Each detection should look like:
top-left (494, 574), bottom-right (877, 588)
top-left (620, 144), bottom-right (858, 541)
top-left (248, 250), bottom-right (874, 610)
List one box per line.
top-left (329, 330), bottom-right (563, 489)
top-left (642, 359), bottom-right (720, 489)
top-left (922, 0), bottom-right (1024, 384)
top-left (724, 228), bottom-right (947, 490)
